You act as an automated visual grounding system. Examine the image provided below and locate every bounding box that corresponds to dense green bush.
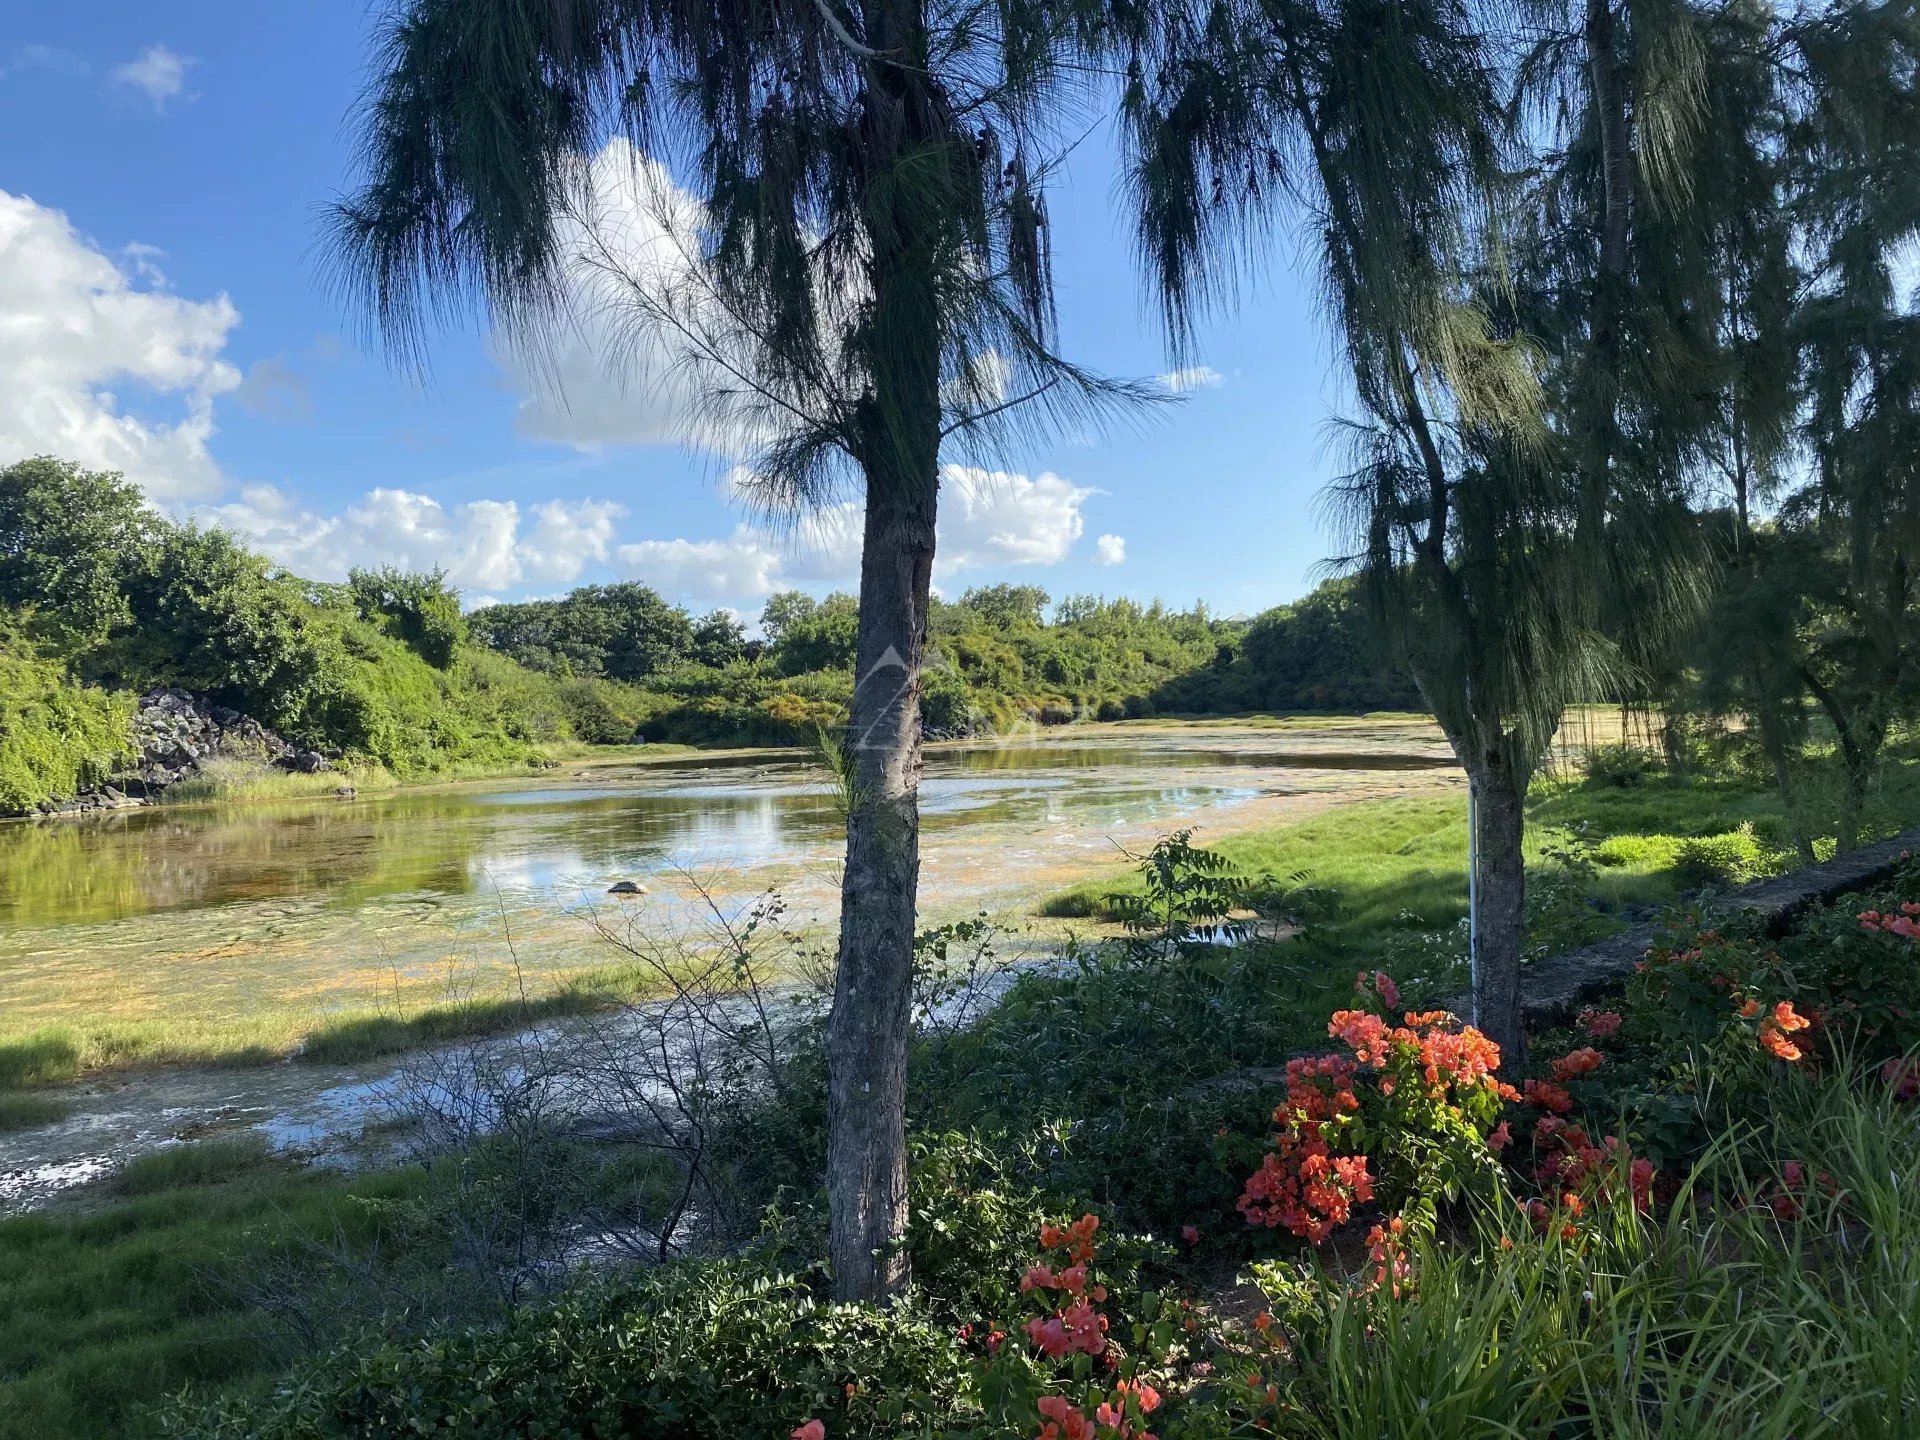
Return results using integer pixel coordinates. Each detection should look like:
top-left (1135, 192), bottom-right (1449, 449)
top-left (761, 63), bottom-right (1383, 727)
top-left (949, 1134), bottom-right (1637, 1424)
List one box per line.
top-left (1157, 576), bottom-right (1423, 713)
top-left (175, 1259), bottom-right (973, 1439)
top-left (1583, 742), bottom-right (1660, 788)
top-left (0, 635), bottom-right (135, 812)
top-left (1670, 821), bottom-right (1783, 889)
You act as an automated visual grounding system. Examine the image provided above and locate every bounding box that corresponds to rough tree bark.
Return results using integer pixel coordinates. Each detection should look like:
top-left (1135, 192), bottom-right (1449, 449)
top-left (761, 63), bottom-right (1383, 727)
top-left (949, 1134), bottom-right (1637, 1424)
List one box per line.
top-left (825, 467), bottom-right (936, 1302)
top-left (1462, 732), bottom-right (1528, 1065)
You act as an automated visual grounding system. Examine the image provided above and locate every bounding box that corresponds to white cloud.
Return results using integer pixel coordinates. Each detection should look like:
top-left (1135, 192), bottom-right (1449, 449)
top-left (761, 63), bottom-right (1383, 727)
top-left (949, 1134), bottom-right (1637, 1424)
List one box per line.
top-left (616, 533), bottom-right (787, 602)
top-left (521, 498), bottom-right (624, 581)
top-left (610, 463), bottom-right (1098, 605)
top-left (1, 45), bottom-right (90, 79)
top-left (205, 486), bottom-right (626, 595)
top-left (234, 356), bottom-right (313, 423)
top-left (1159, 365), bottom-right (1224, 393)
top-left (0, 189), bottom-right (239, 500)
top-left (1095, 533), bottom-right (1127, 565)
top-left (936, 465), bottom-right (1090, 574)
top-left (113, 44), bottom-right (190, 110)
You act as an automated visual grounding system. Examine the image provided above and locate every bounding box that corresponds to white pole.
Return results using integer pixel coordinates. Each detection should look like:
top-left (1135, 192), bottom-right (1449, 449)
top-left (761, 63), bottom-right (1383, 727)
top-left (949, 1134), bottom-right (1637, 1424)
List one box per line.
top-left (1466, 772), bottom-right (1479, 1023)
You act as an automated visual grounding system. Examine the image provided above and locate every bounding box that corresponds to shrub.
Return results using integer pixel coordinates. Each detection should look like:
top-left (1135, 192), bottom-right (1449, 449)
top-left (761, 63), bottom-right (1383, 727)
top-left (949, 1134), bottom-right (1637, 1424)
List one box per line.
top-left (173, 1261), bottom-right (973, 1439)
top-left (0, 632), bottom-right (135, 813)
top-left (1583, 743), bottom-right (1659, 788)
top-left (1671, 822), bottom-right (1781, 889)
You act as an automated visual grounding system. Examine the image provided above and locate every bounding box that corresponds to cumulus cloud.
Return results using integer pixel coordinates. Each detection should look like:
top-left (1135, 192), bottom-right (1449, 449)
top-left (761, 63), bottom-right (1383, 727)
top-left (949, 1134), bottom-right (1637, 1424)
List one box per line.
top-left (112, 44), bottom-right (191, 110)
top-left (936, 465), bottom-right (1091, 574)
top-left (204, 486), bottom-right (626, 595)
top-left (615, 533), bottom-right (787, 602)
top-left (0, 189), bottom-right (239, 500)
top-left (1096, 533), bottom-right (1127, 565)
top-left (611, 463), bottom-right (1098, 604)
top-left (1159, 365), bottom-right (1224, 393)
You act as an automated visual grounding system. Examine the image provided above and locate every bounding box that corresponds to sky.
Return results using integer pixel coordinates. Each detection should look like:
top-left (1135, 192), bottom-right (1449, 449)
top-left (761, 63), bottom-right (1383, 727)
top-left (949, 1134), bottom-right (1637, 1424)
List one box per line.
top-left (0, 5), bottom-right (1351, 624)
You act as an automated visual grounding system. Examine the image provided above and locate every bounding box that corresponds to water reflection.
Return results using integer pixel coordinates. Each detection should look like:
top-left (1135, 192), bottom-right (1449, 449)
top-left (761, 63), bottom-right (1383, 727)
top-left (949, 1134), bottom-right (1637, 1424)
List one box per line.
top-left (0, 729), bottom-right (1455, 935)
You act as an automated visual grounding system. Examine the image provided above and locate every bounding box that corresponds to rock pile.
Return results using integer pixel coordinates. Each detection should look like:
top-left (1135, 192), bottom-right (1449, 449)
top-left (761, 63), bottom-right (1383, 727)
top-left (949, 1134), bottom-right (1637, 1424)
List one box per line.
top-left (34, 688), bottom-right (331, 816)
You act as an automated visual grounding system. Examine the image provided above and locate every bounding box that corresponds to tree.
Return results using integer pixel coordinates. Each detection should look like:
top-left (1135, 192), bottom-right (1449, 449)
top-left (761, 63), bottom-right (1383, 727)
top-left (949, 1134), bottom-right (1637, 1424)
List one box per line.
top-left (771, 592), bottom-right (862, 676)
top-left (1111, 0), bottom-right (1716, 1057)
top-left (348, 567), bottom-right (466, 668)
top-left (468, 584), bottom-right (696, 682)
top-left (114, 525), bottom-right (337, 733)
top-left (688, 610), bottom-right (748, 669)
top-left (956, 582), bottom-right (1050, 628)
top-left (331, 0), bottom-right (1131, 1300)
top-left (0, 456), bottom-right (154, 652)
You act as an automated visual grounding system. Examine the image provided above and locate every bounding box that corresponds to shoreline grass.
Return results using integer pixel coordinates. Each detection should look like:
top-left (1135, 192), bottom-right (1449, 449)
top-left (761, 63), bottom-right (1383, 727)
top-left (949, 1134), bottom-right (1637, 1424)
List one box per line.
top-left (1037, 759), bottom-right (1920, 938)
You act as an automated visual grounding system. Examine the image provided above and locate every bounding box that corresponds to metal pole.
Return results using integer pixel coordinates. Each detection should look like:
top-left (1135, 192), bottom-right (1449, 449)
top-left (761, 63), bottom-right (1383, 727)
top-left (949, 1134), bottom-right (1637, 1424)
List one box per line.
top-left (1467, 772), bottom-right (1479, 1023)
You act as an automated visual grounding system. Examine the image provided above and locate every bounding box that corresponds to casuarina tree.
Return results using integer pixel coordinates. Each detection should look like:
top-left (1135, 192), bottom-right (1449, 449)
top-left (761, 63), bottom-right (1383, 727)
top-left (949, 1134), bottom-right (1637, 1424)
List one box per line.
top-left (1109, 0), bottom-right (1718, 1058)
top-left (328, 0), bottom-right (1132, 1300)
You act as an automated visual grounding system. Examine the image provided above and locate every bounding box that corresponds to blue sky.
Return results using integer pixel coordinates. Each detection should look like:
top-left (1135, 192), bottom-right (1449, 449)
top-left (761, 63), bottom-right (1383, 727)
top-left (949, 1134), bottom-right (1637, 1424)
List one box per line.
top-left (0, 5), bottom-right (1349, 622)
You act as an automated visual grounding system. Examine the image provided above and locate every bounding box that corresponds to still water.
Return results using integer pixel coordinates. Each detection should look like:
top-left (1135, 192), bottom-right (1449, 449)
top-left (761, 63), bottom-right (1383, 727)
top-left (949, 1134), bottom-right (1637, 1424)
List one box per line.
top-left (0, 722), bottom-right (1456, 1042)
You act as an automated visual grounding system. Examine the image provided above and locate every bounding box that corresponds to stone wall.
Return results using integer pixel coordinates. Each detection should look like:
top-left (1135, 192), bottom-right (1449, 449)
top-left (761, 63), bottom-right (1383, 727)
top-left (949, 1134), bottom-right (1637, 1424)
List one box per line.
top-left (1513, 823), bottom-right (1920, 1025)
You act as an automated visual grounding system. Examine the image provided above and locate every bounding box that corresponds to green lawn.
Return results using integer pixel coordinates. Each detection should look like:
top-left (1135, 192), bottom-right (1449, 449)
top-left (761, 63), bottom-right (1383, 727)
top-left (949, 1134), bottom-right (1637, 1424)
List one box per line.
top-left (1038, 762), bottom-right (1914, 944)
top-left (0, 1140), bottom-right (426, 1440)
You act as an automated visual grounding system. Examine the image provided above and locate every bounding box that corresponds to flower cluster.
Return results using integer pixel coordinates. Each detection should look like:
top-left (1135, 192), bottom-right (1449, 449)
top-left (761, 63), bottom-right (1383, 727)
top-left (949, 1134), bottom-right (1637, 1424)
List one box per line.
top-left (1577, 1008), bottom-right (1623, 1040)
top-left (1363, 1215), bottom-right (1415, 1298)
top-left (1238, 1053), bottom-right (1372, 1239)
top-left (1859, 904), bottom-right (1920, 940)
top-left (1741, 1160), bottom-right (1840, 1221)
top-left (1015, 1217), bottom-right (1169, 1440)
top-left (1881, 1055), bottom-right (1920, 1101)
top-left (1744, 998), bottom-right (1812, 1062)
top-left (1528, 1115), bottom-right (1654, 1214)
top-left (1022, 1218), bottom-right (1110, 1360)
top-left (1550, 1047), bottom-right (1606, 1082)
top-left (1241, 974), bottom-right (1511, 1241)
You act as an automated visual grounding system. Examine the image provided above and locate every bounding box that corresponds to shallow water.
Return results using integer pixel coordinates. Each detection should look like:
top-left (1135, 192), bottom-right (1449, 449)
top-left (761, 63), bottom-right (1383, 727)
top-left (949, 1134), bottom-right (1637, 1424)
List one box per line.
top-left (0, 721), bottom-right (1460, 1209)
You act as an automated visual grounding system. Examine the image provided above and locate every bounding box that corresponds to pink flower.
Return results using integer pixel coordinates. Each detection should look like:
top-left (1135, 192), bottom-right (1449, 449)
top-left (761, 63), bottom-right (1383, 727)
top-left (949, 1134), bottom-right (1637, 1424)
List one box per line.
top-left (1180, 1224), bottom-right (1200, 1246)
top-left (1578, 1008), bottom-right (1623, 1040)
top-left (792, 1422), bottom-right (825, 1440)
top-left (1374, 971), bottom-right (1401, 1010)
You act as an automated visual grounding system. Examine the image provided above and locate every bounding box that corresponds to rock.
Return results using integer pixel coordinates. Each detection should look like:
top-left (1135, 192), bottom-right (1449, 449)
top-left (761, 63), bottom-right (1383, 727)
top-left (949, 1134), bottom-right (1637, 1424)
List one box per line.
top-left (607, 880), bottom-right (650, 896)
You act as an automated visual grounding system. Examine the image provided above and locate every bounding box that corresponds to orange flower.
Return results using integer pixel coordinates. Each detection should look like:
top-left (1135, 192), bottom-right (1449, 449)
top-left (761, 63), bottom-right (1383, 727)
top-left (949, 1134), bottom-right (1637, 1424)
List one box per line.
top-left (1759, 1027), bottom-right (1803, 1062)
top-left (1522, 1079), bottom-right (1574, 1114)
top-left (1551, 1047), bottom-right (1605, 1081)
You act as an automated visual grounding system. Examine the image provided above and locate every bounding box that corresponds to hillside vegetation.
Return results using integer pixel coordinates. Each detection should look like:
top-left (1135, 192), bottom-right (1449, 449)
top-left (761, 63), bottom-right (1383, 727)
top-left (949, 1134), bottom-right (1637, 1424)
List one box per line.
top-left (0, 457), bottom-right (1409, 813)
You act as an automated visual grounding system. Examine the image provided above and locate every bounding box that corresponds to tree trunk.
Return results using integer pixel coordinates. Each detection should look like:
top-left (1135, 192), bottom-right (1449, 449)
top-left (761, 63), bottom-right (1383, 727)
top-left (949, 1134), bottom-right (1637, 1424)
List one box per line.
top-left (828, 10), bottom-right (943, 1298)
top-left (1465, 744), bottom-right (1527, 1067)
top-left (1754, 705), bottom-right (1814, 864)
top-left (825, 472), bottom-right (935, 1303)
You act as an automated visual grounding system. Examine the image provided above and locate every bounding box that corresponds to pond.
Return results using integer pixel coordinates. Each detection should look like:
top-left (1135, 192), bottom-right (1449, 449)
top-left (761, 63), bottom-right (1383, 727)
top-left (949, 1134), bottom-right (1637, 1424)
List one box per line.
top-left (0, 720), bottom-right (1458, 1057)
top-left (0, 719), bottom-right (1462, 1211)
